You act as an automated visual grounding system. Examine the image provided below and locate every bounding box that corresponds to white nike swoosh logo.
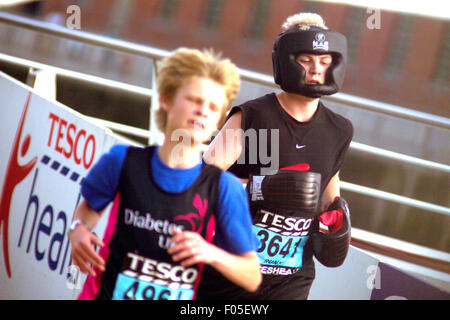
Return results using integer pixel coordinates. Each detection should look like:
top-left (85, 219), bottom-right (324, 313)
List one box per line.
top-left (296, 144), bottom-right (306, 149)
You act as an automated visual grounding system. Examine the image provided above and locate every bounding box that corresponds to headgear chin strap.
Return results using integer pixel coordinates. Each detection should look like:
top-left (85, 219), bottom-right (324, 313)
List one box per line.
top-left (272, 26), bottom-right (347, 98)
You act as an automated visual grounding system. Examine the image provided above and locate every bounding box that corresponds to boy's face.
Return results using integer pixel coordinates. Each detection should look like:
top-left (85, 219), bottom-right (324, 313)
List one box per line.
top-left (296, 53), bottom-right (332, 85)
top-left (162, 76), bottom-right (227, 145)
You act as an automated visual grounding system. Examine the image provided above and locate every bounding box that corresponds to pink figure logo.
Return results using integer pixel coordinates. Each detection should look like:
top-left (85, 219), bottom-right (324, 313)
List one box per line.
top-left (0, 93), bottom-right (37, 278)
top-left (174, 194), bottom-right (208, 233)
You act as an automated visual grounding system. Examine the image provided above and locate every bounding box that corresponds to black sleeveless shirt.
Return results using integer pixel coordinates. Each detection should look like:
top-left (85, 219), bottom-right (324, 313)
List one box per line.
top-left (229, 93), bottom-right (353, 195)
top-left (198, 93), bottom-right (353, 299)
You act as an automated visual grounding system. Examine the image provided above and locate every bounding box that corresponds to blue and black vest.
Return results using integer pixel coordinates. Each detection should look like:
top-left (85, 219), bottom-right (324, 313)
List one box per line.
top-left (96, 146), bottom-right (221, 300)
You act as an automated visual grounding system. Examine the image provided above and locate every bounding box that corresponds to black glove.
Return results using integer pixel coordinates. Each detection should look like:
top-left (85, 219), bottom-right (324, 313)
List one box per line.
top-left (248, 170), bottom-right (321, 218)
top-left (312, 197), bottom-right (351, 267)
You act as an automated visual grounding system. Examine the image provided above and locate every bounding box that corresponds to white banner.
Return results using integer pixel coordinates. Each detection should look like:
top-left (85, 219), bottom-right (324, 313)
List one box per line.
top-left (0, 72), bottom-right (124, 299)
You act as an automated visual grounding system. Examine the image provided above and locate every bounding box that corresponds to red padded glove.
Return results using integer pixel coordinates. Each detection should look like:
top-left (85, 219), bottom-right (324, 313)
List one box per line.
top-left (281, 163), bottom-right (310, 171)
top-left (319, 197), bottom-right (343, 233)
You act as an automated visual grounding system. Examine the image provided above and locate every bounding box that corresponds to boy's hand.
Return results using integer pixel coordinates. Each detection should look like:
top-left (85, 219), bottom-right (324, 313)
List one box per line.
top-left (168, 228), bottom-right (219, 267)
top-left (68, 225), bottom-right (105, 277)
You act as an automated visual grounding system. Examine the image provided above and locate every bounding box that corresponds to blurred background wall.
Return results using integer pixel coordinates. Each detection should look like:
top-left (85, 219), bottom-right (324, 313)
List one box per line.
top-left (10, 0), bottom-right (448, 116)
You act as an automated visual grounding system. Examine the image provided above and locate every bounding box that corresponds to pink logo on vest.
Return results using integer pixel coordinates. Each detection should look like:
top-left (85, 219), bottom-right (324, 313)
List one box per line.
top-left (174, 194), bottom-right (208, 233)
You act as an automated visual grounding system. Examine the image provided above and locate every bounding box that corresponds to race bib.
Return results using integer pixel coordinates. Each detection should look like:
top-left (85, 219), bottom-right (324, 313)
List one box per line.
top-left (112, 252), bottom-right (198, 300)
top-left (252, 209), bottom-right (312, 276)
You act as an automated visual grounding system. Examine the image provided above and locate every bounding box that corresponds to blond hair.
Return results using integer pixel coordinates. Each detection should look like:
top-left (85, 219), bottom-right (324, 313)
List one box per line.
top-left (281, 12), bottom-right (328, 31)
top-left (155, 47), bottom-right (240, 132)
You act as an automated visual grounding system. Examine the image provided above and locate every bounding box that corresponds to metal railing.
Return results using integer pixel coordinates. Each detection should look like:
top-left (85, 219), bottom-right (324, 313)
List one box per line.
top-left (1, 12), bottom-right (449, 276)
top-left (1, 52), bottom-right (448, 219)
top-left (351, 228), bottom-right (450, 275)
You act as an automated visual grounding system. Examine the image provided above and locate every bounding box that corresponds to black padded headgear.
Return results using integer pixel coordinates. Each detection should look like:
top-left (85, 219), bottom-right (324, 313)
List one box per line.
top-left (272, 25), bottom-right (347, 98)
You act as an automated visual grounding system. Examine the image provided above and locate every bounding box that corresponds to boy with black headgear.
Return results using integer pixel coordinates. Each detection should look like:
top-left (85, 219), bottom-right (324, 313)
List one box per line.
top-left (201, 13), bottom-right (354, 300)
